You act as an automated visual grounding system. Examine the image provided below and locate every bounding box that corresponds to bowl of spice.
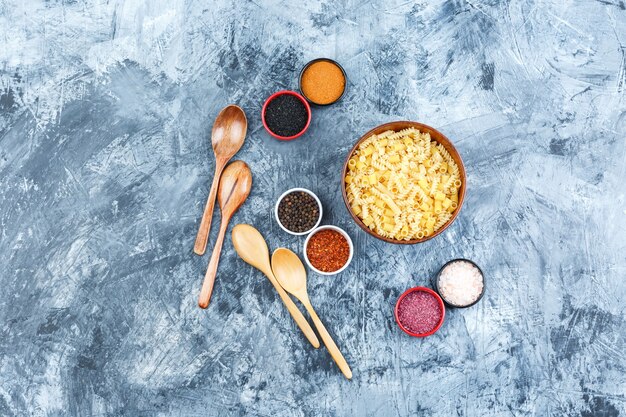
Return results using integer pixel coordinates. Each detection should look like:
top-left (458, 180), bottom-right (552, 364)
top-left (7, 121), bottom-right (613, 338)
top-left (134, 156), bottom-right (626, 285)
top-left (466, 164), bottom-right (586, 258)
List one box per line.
top-left (262, 91), bottom-right (311, 140)
top-left (304, 226), bottom-right (354, 275)
top-left (304, 225), bottom-right (353, 275)
top-left (299, 58), bottom-right (347, 106)
top-left (395, 287), bottom-right (445, 337)
top-left (275, 188), bottom-right (322, 235)
top-left (435, 259), bottom-right (485, 308)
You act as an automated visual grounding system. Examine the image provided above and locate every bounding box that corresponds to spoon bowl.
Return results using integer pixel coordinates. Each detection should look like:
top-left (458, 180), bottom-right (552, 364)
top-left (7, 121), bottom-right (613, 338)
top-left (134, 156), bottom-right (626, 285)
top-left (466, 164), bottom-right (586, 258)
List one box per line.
top-left (194, 105), bottom-right (248, 255)
top-left (271, 249), bottom-right (307, 295)
top-left (232, 224), bottom-right (270, 271)
top-left (217, 160), bottom-right (252, 214)
top-left (213, 105), bottom-right (247, 157)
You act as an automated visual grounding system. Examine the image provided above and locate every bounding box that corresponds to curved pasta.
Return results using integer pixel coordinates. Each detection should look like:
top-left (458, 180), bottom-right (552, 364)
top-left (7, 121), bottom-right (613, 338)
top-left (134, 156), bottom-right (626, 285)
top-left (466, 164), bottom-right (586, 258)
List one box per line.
top-left (434, 212), bottom-right (452, 230)
top-left (437, 143), bottom-right (453, 163)
top-left (429, 177), bottom-right (439, 196)
top-left (442, 175), bottom-right (456, 193)
top-left (428, 160), bottom-right (441, 174)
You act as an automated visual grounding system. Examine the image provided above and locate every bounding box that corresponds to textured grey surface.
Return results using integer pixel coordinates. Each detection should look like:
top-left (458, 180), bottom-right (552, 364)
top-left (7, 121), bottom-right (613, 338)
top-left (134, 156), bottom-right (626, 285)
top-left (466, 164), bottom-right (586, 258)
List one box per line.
top-left (1, 0), bottom-right (626, 416)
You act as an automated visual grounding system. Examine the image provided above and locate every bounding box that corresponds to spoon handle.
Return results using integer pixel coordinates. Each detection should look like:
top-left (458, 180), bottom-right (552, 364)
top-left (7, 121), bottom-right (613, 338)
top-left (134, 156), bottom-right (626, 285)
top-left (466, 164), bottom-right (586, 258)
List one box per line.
top-left (194, 159), bottom-right (226, 255)
top-left (303, 300), bottom-right (352, 380)
top-left (262, 270), bottom-right (320, 348)
top-left (198, 217), bottom-right (229, 309)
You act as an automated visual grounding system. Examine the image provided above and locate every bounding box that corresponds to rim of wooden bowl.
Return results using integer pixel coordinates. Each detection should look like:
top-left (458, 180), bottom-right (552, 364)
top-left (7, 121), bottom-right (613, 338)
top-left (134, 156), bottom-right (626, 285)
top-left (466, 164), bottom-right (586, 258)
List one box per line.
top-left (341, 121), bottom-right (466, 245)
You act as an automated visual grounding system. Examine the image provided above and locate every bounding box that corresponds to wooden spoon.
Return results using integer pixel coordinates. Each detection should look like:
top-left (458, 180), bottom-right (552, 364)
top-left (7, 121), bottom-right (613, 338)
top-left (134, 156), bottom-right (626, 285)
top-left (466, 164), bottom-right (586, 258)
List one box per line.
top-left (194, 105), bottom-right (247, 256)
top-left (271, 248), bottom-right (353, 379)
top-left (198, 161), bottom-right (252, 309)
top-left (232, 224), bottom-right (320, 348)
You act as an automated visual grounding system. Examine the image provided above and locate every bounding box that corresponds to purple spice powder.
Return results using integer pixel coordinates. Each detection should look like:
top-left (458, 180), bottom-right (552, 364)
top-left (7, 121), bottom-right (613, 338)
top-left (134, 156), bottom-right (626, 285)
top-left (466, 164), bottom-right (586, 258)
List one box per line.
top-left (397, 291), bottom-right (442, 335)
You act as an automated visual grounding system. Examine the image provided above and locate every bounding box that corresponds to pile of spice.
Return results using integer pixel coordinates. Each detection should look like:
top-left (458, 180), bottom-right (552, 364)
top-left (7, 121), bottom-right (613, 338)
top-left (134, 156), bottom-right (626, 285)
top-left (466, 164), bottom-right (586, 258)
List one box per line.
top-left (396, 290), bottom-right (443, 335)
top-left (277, 191), bottom-right (320, 233)
top-left (300, 60), bottom-right (346, 105)
top-left (437, 260), bottom-right (484, 307)
top-left (264, 94), bottom-right (309, 137)
top-left (306, 229), bottom-right (350, 273)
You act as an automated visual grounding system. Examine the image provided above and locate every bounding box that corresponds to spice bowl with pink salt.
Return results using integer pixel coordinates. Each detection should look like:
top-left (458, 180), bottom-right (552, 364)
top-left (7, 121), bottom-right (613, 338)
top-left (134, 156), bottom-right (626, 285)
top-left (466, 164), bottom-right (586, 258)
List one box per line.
top-left (394, 287), bottom-right (445, 337)
top-left (435, 259), bottom-right (485, 308)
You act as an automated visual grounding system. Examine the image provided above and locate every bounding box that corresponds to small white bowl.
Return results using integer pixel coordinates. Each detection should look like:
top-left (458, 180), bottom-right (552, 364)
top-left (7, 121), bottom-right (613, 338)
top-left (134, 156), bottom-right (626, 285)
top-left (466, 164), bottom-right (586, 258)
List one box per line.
top-left (303, 225), bottom-right (354, 275)
top-left (274, 188), bottom-right (323, 236)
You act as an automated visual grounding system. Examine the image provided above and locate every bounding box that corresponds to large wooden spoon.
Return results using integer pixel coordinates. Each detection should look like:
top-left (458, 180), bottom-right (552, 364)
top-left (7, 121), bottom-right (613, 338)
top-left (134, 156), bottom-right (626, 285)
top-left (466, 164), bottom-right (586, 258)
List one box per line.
top-left (194, 105), bottom-right (247, 256)
top-left (232, 224), bottom-right (320, 348)
top-left (271, 248), bottom-right (353, 380)
top-left (198, 161), bottom-right (252, 309)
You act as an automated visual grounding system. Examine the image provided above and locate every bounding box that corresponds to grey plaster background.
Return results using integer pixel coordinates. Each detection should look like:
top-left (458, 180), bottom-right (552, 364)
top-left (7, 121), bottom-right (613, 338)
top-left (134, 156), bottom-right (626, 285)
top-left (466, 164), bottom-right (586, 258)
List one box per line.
top-left (1, 0), bottom-right (626, 416)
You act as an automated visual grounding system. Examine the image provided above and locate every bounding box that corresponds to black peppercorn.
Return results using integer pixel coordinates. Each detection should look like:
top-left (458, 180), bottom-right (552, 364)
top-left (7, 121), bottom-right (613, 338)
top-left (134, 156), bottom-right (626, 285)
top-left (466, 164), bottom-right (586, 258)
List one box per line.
top-left (277, 191), bottom-right (320, 233)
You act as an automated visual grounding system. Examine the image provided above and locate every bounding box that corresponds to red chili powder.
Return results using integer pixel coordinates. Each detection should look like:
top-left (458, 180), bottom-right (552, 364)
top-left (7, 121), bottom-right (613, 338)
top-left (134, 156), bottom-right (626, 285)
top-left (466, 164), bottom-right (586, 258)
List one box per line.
top-left (306, 229), bottom-right (350, 272)
top-left (397, 291), bottom-right (442, 335)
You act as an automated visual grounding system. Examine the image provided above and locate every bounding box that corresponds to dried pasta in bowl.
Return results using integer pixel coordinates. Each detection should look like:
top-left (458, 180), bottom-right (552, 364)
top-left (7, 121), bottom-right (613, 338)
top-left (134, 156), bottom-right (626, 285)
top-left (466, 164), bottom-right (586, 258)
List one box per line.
top-left (344, 126), bottom-right (462, 241)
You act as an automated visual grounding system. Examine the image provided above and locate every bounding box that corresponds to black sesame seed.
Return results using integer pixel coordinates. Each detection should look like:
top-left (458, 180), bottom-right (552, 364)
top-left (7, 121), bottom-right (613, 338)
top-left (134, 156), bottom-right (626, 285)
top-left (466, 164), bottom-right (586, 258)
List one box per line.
top-left (264, 95), bottom-right (308, 137)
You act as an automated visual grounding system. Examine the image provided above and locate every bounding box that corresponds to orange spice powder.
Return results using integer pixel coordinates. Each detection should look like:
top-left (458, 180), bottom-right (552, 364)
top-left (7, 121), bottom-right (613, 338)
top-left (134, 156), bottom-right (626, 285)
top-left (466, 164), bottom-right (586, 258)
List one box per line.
top-left (301, 61), bottom-right (346, 105)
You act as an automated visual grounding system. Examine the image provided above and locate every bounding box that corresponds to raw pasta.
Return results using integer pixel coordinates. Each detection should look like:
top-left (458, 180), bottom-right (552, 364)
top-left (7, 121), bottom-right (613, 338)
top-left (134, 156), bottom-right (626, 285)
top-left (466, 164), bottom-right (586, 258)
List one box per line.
top-left (345, 127), bottom-right (461, 240)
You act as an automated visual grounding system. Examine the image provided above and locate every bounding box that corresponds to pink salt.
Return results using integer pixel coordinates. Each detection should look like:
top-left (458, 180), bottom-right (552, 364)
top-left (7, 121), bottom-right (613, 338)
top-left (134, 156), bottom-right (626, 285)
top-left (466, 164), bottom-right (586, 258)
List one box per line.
top-left (397, 291), bottom-right (442, 335)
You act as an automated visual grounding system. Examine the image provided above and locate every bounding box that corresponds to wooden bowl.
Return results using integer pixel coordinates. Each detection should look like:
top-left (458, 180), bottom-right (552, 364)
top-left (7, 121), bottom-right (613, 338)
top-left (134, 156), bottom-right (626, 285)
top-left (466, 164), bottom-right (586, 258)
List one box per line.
top-left (341, 121), bottom-right (466, 244)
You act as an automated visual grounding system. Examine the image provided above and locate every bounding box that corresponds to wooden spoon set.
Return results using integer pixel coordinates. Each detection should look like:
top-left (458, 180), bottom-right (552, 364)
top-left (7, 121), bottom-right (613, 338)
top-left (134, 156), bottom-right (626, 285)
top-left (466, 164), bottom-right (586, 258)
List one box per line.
top-left (193, 105), bottom-right (352, 379)
top-left (232, 225), bottom-right (352, 380)
top-left (193, 105), bottom-right (250, 309)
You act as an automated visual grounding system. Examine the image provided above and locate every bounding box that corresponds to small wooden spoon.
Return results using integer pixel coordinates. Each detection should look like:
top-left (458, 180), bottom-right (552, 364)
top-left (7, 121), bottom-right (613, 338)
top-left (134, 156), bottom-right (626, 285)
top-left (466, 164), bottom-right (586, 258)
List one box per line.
top-left (198, 161), bottom-right (252, 309)
top-left (271, 248), bottom-right (353, 380)
top-left (232, 224), bottom-right (320, 348)
top-left (194, 105), bottom-right (247, 256)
